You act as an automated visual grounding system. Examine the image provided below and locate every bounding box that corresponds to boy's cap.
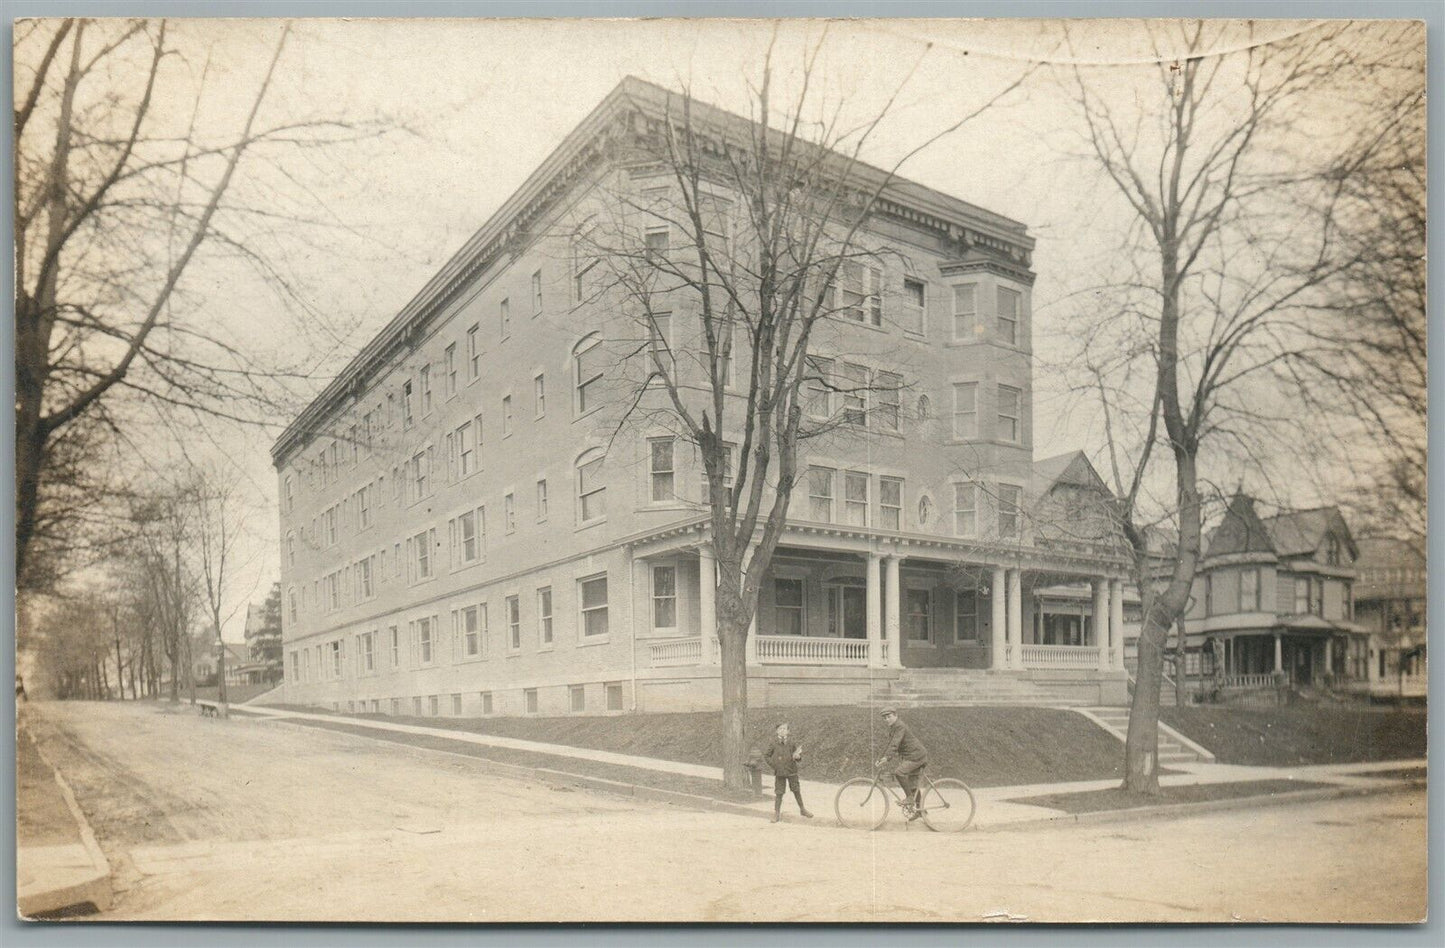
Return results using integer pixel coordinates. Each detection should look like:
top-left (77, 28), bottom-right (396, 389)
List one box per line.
top-left (879, 707), bottom-right (897, 716)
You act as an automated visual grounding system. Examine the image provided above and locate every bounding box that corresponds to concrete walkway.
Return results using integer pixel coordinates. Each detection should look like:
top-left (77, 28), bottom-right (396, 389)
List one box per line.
top-left (232, 704), bottom-right (1425, 829)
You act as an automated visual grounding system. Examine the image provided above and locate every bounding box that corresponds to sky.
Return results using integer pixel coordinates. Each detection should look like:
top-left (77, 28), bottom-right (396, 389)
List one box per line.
top-left (13, 17), bottom-right (1421, 640)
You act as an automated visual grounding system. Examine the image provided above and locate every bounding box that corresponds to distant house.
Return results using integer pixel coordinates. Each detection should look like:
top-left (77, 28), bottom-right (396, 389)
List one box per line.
top-left (1352, 537), bottom-right (1426, 700)
top-left (243, 584), bottom-right (285, 684)
top-left (1123, 494), bottom-right (1371, 701)
top-left (191, 638), bottom-right (254, 689)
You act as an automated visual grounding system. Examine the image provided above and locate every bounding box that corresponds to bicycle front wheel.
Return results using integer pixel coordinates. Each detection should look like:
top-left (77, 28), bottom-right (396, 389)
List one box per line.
top-left (834, 777), bottom-right (890, 830)
top-left (919, 778), bottom-right (976, 832)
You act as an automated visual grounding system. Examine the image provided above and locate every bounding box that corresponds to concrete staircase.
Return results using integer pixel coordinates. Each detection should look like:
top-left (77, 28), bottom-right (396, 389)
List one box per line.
top-left (867, 668), bottom-right (1099, 708)
top-left (1080, 706), bottom-right (1215, 765)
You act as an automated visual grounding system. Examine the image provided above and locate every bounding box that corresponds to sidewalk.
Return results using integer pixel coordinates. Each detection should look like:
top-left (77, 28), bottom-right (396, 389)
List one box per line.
top-left (231, 705), bottom-right (1425, 829)
top-left (16, 712), bottom-right (113, 917)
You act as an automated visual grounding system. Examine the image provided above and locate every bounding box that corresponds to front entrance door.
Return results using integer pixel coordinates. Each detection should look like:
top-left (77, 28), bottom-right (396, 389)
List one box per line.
top-left (827, 585), bottom-right (868, 639)
top-left (1291, 640), bottom-right (1313, 685)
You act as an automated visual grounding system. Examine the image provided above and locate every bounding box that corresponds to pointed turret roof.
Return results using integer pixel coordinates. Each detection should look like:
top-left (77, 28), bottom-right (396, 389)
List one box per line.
top-left (1205, 493), bottom-right (1277, 558)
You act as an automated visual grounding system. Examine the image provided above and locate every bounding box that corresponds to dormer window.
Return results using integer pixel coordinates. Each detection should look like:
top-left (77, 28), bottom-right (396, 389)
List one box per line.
top-left (1326, 536), bottom-right (1342, 566)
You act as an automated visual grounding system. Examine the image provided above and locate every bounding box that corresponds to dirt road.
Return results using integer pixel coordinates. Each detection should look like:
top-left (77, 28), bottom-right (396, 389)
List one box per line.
top-left (25, 700), bottom-right (1427, 923)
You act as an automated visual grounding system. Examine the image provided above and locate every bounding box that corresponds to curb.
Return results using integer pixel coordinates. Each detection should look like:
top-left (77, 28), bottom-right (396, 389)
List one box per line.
top-left (17, 728), bottom-right (114, 918)
top-left (978, 778), bottom-right (1425, 833)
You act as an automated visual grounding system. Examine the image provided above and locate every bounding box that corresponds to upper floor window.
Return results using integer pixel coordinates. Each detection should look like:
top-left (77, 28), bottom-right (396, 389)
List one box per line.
top-left (843, 471), bottom-right (869, 527)
top-left (402, 380), bottom-right (415, 427)
top-left (698, 443), bottom-right (735, 506)
top-left (644, 227), bottom-right (670, 261)
top-left (504, 492), bottom-right (516, 534)
top-left (506, 595), bottom-right (521, 651)
top-left (838, 261), bottom-right (882, 326)
top-left (953, 482), bottom-right (976, 537)
top-left (1239, 567), bottom-right (1260, 612)
top-left (451, 506), bottom-right (485, 565)
top-left (1325, 536), bottom-right (1342, 566)
top-left (953, 285), bottom-right (976, 341)
top-left (652, 565), bottom-right (677, 629)
top-left (444, 344), bottom-right (457, 398)
top-left (807, 466), bottom-right (835, 522)
top-left (879, 477), bottom-right (903, 530)
top-left (531, 269), bottom-right (543, 316)
top-left (902, 278), bottom-right (926, 334)
top-left (534, 374), bottom-right (546, 418)
top-left (953, 382), bottom-right (977, 439)
top-left (875, 371), bottom-right (902, 431)
top-left (998, 484), bottom-right (1022, 539)
top-left (997, 385), bottom-right (1021, 443)
top-left (536, 479), bottom-right (548, 522)
top-left (577, 450), bottom-right (607, 524)
top-left (502, 395), bottom-right (513, 437)
top-left (579, 574), bottom-right (609, 638)
top-left (538, 588), bottom-right (553, 647)
top-left (409, 528), bottom-right (436, 582)
top-left (648, 312), bottom-right (674, 377)
top-left (805, 357), bottom-right (834, 419)
top-left (997, 287), bottom-right (1021, 346)
top-left (409, 448), bottom-right (432, 500)
top-left (467, 323), bottom-right (481, 379)
top-left (420, 364), bottom-right (433, 416)
top-left (500, 298), bottom-right (511, 340)
top-left (840, 362), bottom-right (867, 426)
top-left (575, 334), bottom-right (604, 413)
top-left (286, 532), bottom-right (296, 568)
top-left (284, 475), bottom-right (294, 513)
top-left (649, 438), bottom-right (675, 502)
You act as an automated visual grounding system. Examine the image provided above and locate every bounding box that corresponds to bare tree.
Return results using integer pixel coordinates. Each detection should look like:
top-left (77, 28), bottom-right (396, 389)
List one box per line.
top-left (192, 468), bottom-right (250, 715)
top-left (572, 53), bottom-right (1030, 788)
top-left (13, 18), bottom-right (385, 590)
top-left (1064, 21), bottom-right (1408, 792)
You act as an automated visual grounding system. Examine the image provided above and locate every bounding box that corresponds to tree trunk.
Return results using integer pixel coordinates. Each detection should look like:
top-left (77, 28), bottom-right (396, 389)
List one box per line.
top-left (1175, 615), bottom-right (1189, 708)
top-left (716, 608), bottom-right (750, 791)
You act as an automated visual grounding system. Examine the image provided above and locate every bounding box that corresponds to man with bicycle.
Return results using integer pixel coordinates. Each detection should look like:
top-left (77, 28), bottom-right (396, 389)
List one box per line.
top-left (875, 707), bottom-right (929, 820)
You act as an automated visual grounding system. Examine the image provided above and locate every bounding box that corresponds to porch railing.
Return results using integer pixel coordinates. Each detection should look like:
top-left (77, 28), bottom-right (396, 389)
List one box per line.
top-left (1020, 644), bottom-right (1100, 669)
top-left (648, 637), bottom-right (703, 667)
top-left (1221, 673), bottom-right (1285, 690)
top-left (755, 635), bottom-right (869, 666)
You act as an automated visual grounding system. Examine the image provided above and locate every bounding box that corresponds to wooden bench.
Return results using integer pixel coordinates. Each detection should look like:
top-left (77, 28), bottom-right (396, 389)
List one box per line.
top-left (198, 700), bottom-right (221, 718)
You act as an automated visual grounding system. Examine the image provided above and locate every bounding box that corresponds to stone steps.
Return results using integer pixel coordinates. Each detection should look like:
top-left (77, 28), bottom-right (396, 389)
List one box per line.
top-left (1083, 707), bottom-right (1212, 764)
top-left (868, 670), bottom-right (1094, 708)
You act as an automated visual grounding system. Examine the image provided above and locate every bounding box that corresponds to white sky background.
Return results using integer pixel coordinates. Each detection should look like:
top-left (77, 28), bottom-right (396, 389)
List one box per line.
top-left (17, 17), bottom-right (1409, 641)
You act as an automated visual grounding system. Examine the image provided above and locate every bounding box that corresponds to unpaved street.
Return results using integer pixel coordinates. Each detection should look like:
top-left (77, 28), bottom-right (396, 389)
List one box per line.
top-left (24, 701), bottom-right (1427, 923)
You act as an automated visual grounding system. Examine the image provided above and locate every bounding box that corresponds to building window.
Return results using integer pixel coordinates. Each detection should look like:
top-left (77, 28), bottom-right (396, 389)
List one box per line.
top-left (362, 631), bottom-right (375, 672)
top-left (997, 385), bottom-right (1021, 443)
top-left (524, 688), bottom-right (539, 714)
top-left (389, 626), bottom-right (399, 666)
top-left (420, 364), bottom-right (432, 416)
top-left (953, 382), bottom-right (977, 439)
top-left (502, 395), bottom-right (513, 437)
top-left (577, 450), bottom-right (606, 524)
top-left (532, 269), bottom-right (543, 315)
top-left (1239, 567), bottom-right (1260, 612)
top-left (875, 371), bottom-right (902, 431)
top-left (455, 420), bottom-right (477, 477)
top-left (648, 312), bottom-right (674, 376)
top-left (284, 476), bottom-right (293, 513)
top-left (805, 357), bottom-right (834, 419)
top-left (481, 691), bottom-right (493, 715)
top-left (412, 697), bottom-right (422, 716)
top-left (287, 533), bottom-right (295, 569)
top-left (840, 362), bottom-right (867, 426)
top-left (1326, 536), bottom-right (1342, 566)
top-left (650, 438), bottom-right (675, 502)
top-left (288, 588), bottom-right (297, 623)
top-left (402, 382), bottom-right (415, 426)
top-left (575, 334), bottom-right (604, 413)
top-left (997, 287), bottom-right (1021, 346)
top-left (879, 477), bottom-right (903, 530)
top-left (843, 471), bottom-right (869, 527)
top-left (570, 685), bottom-right (586, 713)
top-left (998, 484), bottom-right (1022, 539)
top-left (952, 284), bottom-right (976, 341)
top-left (579, 574), bottom-right (609, 638)
top-left (606, 682), bottom-right (624, 711)
top-left (459, 604), bottom-right (483, 657)
top-left (410, 449), bottom-right (431, 500)
top-left (906, 588), bottom-right (932, 642)
top-left (534, 374), bottom-right (546, 418)
top-left (536, 479), bottom-right (548, 522)
top-left (357, 485), bottom-right (371, 530)
top-left (774, 578), bottom-right (805, 635)
top-left (1311, 578), bottom-right (1324, 616)
top-left (467, 323), bottom-right (480, 379)
top-left (452, 507), bottom-right (483, 564)
top-left (500, 297), bottom-right (511, 340)
top-left (955, 592), bottom-right (978, 642)
top-left (953, 483), bottom-right (977, 537)
top-left (506, 595), bottom-right (521, 651)
top-left (410, 528), bottom-right (435, 581)
top-left (538, 587), bottom-right (553, 647)
top-left (415, 616), bottom-right (434, 665)
top-left (428, 695), bottom-right (439, 716)
top-left (1294, 576), bottom-right (1310, 614)
top-left (837, 261), bottom-right (882, 326)
top-left (444, 343), bottom-right (457, 398)
top-left (807, 466), bottom-right (835, 522)
top-left (901, 277), bottom-right (926, 334)
top-left (645, 226), bottom-right (670, 260)
top-left (504, 492), bottom-right (516, 534)
top-left (652, 565), bottom-right (677, 629)
top-left (358, 556), bottom-right (374, 599)
top-left (452, 694), bottom-right (462, 716)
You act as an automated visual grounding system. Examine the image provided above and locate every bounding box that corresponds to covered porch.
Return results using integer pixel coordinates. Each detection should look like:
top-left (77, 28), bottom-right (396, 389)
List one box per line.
top-left (630, 525), bottom-right (1130, 675)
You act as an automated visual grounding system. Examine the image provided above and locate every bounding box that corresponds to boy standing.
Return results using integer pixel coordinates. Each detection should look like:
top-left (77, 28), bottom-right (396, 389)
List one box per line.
top-left (764, 722), bottom-right (814, 823)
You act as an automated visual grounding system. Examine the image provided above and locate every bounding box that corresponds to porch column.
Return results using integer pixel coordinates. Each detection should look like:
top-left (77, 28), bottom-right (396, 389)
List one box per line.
top-left (885, 555), bottom-right (902, 668)
top-left (1007, 569), bottom-right (1024, 670)
top-left (745, 606), bottom-right (758, 665)
top-left (1109, 579), bottom-right (1125, 670)
top-left (990, 567), bottom-right (1007, 670)
top-left (699, 545), bottom-right (717, 665)
top-left (1094, 580), bottom-right (1110, 671)
top-left (1273, 632), bottom-right (1283, 674)
top-left (866, 553), bottom-right (883, 668)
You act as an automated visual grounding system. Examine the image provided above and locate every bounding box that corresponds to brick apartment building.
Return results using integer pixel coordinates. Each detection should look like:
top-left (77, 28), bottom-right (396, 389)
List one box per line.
top-left (270, 78), bottom-right (1131, 717)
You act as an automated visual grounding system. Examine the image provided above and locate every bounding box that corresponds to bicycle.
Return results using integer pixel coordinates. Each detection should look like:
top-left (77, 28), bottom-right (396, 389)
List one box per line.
top-left (834, 766), bottom-right (976, 832)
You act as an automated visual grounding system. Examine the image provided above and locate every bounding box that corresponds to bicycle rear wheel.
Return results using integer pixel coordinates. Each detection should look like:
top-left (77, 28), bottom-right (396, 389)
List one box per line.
top-left (834, 778), bottom-right (890, 830)
top-left (919, 778), bottom-right (976, 832)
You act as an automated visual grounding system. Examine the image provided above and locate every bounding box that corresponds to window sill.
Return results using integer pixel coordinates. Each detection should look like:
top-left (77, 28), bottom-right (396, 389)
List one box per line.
top-left (577, 635), bottom-right (610, 648)
top-left (573, 405), bottom-right (603, 423)
top-left (576, 517), bottom-right (608, 531)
